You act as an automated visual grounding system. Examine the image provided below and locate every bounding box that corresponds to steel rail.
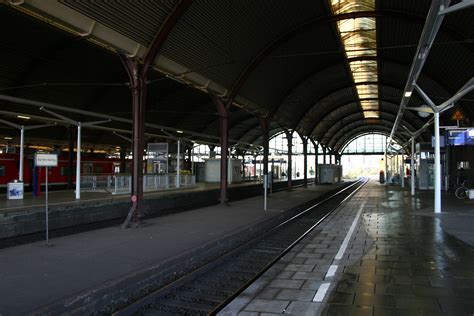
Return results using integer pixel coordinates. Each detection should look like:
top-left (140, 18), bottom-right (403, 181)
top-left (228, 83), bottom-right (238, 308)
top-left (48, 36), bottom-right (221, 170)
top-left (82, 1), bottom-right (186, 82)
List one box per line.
top-left (112, 179), bottom-right (366, 316)
top-left (209, 178), bottom-right (367, 315)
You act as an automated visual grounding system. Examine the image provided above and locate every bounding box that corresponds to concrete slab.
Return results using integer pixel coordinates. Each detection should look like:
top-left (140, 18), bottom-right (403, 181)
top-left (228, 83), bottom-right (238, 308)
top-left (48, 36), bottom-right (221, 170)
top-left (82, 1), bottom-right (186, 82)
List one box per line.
top-left (223, 180), bottom-right (474, 315)
top-left (0, 182), bottom-right (341, 315)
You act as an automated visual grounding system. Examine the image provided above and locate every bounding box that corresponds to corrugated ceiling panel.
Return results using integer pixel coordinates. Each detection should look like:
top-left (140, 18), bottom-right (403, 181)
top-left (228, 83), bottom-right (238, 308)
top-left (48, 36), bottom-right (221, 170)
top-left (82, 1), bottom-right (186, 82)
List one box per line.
top-left (61, 0), bottom-right (178, 46)
top-left (278, 63), bottom-right (351, 133)
top-left (161, 0), bottom-right (327, 89)
top-left (241, 23), bottom-right (342, 112)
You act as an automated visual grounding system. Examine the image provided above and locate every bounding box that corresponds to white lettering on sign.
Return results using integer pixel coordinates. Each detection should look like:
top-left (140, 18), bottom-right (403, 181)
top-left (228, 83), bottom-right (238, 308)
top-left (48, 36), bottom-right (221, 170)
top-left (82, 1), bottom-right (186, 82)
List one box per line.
top-left (35, 153), bottom-right (58, 167)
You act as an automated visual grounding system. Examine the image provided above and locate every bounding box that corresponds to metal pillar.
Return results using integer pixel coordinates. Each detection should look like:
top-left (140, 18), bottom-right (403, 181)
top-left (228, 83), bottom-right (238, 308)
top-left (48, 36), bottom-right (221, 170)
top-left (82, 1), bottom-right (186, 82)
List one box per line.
top-left (253, 154), bottom-right (257, 179)
top-left (191, 145), bottom-right (194, 175)
top-left (19, 126), bottom-right (24, 182)
top-left (120, 144), bottom-right (127, 173)
top-left (434, 112), bottom-right (441, 213)
top-left (400, 153), bottom-right (405, 188)
top-left (285, 130), bottom-right (293, 190)
top-left (384, 149), bottom-right (388, 186)
top-left (302, 137), bottom-right (308, 187)
top-left (68, 127), bottom-right (74, 187)
top-left (210, 95), bottom-right (231, 203)
top-left (39, 107), bottom-right (109, 200)
top-left (411, 138), bottom-right (415, 196)
top-left (0, 119), bottom-right (50, 184)
top-left (260, 119), bottom-right (269, 177)
top-left (76, 123), bottom-right (81, 199)
top-left (176, 139), bottom-right (181, 188)
top-left (323, 146), bottom-right (327, 164)
top-left (119, 0), bottom-right (193, 225)
top-left (314, 141), bottom-right (318, 184)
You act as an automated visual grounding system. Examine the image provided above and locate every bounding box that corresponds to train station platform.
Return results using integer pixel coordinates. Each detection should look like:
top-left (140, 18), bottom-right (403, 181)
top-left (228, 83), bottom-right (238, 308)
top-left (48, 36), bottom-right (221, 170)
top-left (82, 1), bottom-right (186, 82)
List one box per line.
top-left (0, 179), bottom-right (270, 214)
top-left (0, 182), bottom-right (343, 315)
top-left (221, 180), bottom-right (474, 316)
top-left (0, 178), bottom-right (306, 241)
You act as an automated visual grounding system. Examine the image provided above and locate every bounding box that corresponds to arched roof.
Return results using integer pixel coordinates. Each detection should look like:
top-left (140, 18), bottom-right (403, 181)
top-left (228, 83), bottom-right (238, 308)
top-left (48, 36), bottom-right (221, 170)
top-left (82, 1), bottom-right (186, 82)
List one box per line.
top-left (0, 1), bottom-right (472, 152)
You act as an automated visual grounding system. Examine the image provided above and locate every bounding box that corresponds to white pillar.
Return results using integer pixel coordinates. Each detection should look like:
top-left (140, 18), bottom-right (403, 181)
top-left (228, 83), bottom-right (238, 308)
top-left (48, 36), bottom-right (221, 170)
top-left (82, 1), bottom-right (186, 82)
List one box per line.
top-left (176, 139), bottom-right (180, 188)
top-left (75, 123), bottom-right (81, 199)
top-left (401, 156), bottom-right (405, 188)
top-left (19, 126), bottom-right (24, 182)
top-left (384, 150), bottom-right (388, 186)
top-left (228, 152), bottom-right (232, 184)
top-left (434, 112), bottom-right (441, 213)
top-left (411, 138), bottom-right (415, 196)
top-left (191, 146), bottom-right (194, 175)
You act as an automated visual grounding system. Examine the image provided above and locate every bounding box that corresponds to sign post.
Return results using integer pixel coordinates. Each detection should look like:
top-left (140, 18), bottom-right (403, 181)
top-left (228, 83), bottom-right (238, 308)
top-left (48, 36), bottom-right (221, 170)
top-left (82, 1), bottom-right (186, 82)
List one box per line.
top-left (34, 153), bottom-right (58, 245)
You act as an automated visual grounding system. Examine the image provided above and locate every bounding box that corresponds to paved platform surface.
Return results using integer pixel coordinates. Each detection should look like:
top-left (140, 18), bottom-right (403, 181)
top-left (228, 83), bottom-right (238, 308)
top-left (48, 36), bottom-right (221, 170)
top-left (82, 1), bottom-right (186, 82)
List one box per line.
top-left (221, 180), bottom-right (474, 316)
top-left (0, 182), bottom-right (336, 315)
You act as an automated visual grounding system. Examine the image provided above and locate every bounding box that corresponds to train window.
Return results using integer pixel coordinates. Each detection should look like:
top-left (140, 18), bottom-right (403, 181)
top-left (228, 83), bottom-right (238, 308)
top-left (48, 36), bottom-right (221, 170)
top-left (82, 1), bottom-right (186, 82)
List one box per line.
top-left (0, 165), bottom-right (4, 177)
top-left (83, 163), bottom-right (93, 174)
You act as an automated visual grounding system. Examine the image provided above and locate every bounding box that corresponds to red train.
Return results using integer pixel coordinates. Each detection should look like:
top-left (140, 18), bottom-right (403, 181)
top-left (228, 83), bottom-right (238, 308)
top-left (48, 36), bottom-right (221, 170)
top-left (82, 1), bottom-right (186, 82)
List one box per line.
top-left (0, 152), bottom-right (129, 188)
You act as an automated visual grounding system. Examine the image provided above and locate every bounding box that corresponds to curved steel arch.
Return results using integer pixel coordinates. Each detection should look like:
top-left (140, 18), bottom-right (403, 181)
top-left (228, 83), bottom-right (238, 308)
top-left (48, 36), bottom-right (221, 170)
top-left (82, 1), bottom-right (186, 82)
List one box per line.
top-left (335, 126), bottom-right (409, 153)
top-left (276, 59), bottom-right (452, 133)
top-left (226, 9), bottom-right (467, 107)
top-left (326, 113), bottom-right (412, 148)
top-left (247, 125), bottom-right (287, 147)
top-left (304, 82), bottom-right (438, 138)
top-left (327, 120), bottom-right (410, 153)
top-left (229, 115), bottom-right (260, 140)
top-left (339, 131), bottom-right (405, 154)
top-left (311, 103), bottom-right (422, 143)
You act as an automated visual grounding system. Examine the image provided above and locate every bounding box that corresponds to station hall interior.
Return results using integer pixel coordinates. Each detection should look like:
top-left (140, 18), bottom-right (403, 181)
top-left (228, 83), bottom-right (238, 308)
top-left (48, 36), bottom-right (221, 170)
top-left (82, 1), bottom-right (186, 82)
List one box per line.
top-left (0, 0), bottom-right (473, 315)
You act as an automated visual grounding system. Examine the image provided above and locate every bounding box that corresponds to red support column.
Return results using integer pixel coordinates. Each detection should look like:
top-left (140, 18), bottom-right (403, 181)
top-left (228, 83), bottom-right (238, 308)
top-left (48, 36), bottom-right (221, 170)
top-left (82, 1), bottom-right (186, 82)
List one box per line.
top-left (210, 95), bottom-right (231, 203)
top-left (119, 0), bottom-right (193, 226)
top-left (120, 57), bottom-right (146, 223)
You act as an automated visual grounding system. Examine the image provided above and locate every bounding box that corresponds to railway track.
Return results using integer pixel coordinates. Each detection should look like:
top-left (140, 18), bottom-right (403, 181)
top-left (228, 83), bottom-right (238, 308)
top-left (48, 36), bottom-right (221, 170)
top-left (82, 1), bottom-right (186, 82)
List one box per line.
top-left (112, 179), bottom-right (367, 316)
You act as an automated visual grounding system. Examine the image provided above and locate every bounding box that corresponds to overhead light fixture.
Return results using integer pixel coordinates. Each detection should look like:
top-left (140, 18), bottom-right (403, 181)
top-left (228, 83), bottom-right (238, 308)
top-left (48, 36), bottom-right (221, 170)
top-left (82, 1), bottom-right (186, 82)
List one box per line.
top-left (404, 91), bottom-right (412, 97)
top-left (4, 137), bottom-right (13, 140)
top-left (176, 130), bottom-right (184, 134)
top-left (17, 115), bottom-right (30, 120)
top-left (417, 104), bottom-right (431, 118)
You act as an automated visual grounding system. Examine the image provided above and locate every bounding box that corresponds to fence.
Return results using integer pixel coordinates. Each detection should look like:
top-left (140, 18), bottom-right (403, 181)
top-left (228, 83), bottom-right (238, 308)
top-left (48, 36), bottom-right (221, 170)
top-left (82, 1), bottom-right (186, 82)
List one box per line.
top-left (81, 174), bottom-right (196, 195)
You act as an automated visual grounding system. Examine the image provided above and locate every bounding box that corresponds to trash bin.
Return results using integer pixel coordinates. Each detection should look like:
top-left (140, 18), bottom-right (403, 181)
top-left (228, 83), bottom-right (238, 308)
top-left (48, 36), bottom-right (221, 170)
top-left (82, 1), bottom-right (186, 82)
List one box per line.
top-left (379, 170), bottom-right (385, 184)
top-left (7, 181), bottom-right (24, 200)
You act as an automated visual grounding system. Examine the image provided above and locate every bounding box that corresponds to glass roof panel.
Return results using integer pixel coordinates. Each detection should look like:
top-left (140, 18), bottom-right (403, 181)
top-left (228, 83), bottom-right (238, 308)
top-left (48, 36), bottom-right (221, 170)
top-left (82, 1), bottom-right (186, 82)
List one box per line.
top-left (363, 111), bottom-right (380, 119)
top-left (338, 18), bottom-right (376, 58)
top-left (360, 100), bottom-right (379, 110)
top-left (331, 0), bottom-right (379, 119)
top-left (331, 0), bottom-right (375, 15)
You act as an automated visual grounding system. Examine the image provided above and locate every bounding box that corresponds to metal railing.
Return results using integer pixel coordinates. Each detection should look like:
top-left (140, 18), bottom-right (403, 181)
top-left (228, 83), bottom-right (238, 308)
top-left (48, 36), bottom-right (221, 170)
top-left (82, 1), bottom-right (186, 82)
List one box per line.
top-left (81, 174), bottom-right (196, 195)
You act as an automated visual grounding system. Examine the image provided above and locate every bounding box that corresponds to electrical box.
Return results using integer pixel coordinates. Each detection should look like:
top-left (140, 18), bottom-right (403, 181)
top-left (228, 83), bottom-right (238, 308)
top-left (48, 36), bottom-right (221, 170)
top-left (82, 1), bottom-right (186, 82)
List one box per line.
top-left (204, 158), bottom-right (242, 184)
top-left (318, 164), bottom-right (342, 184)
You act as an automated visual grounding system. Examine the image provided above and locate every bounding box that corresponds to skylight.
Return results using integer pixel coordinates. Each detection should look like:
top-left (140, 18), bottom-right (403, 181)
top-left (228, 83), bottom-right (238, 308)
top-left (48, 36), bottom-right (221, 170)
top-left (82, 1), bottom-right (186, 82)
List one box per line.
top-left (330, 0), bottom-right (379, 119)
